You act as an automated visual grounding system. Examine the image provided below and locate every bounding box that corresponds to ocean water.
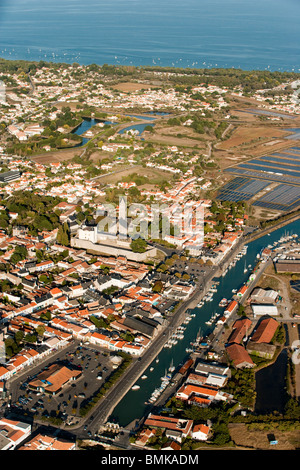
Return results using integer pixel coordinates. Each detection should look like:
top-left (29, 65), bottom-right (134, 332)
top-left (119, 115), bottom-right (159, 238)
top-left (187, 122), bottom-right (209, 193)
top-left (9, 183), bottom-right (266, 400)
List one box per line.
top-left (0, 0), bottom-right (299, 71)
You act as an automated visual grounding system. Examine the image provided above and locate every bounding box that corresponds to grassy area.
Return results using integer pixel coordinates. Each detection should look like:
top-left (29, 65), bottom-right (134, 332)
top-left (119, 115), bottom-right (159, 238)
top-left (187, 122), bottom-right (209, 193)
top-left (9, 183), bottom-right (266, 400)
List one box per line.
top-left (94, 165), bottom-right (173, 186)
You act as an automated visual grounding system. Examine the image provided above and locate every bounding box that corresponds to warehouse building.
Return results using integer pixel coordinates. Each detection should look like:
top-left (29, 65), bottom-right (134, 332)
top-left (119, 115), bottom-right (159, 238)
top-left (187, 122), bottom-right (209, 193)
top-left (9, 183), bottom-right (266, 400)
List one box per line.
top-left (250, 287), bottom-right (279, 304)
top-left (251, 304), bottom-right (278, 318)
top-left (0, 170), bottom-right (21, 183)
top-left (275, 259), bottom-right (300, 273)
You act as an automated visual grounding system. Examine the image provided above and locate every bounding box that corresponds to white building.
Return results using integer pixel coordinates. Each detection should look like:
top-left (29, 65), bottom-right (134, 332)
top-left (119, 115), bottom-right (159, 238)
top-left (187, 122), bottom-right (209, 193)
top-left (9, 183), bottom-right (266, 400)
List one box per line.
top-left (191, 423), bottom-right (210, 441)
top-left (251, 304), bottom-right (279, 317)
top-left (77, 225), bottom-right (97, 243)
top-left (0, 418), bottom-right (31, 450)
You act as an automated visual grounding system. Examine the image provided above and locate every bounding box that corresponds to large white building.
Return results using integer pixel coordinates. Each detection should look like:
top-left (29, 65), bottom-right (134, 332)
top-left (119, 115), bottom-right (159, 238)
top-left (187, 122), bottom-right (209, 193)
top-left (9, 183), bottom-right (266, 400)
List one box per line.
top-left (251, 304), bottom-right (278, 317)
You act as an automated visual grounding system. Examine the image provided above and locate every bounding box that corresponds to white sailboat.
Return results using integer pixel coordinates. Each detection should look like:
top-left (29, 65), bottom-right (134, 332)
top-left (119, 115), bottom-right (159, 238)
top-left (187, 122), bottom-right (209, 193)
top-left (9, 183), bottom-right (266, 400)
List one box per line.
top-left (169, 359), bottom-right (175, 373)
top-left (161, 369), bottom-right (169, 382)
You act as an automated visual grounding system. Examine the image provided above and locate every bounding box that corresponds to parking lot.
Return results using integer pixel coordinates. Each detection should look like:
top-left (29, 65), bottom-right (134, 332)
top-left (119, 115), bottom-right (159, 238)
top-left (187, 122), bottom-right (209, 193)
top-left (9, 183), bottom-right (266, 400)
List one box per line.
top-left (6, 342), bottom-right (119, 427)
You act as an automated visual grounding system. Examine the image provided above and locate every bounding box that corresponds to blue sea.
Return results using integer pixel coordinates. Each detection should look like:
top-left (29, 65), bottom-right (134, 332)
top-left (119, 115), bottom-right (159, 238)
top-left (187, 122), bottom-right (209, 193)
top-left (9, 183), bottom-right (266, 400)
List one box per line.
top-left (0, 0), bottom-right (299, 71)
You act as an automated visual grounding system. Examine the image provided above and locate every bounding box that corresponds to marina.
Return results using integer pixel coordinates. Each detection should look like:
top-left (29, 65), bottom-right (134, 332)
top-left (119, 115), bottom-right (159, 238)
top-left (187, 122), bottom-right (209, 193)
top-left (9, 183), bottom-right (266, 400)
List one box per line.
top-left (111, 218), bottom-right (300, 427)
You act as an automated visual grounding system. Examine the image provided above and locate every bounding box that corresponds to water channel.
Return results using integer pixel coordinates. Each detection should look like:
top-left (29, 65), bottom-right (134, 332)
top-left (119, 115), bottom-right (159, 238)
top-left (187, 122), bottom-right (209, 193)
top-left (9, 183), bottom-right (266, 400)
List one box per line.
top-left (71, 115), bottom-right (299, 425)
top-left (254, 348), bottom-right (289, 415)
top-left (72, 114), bottom-right (157, 146)
top-left (110, 218), bottom-right (300, 427)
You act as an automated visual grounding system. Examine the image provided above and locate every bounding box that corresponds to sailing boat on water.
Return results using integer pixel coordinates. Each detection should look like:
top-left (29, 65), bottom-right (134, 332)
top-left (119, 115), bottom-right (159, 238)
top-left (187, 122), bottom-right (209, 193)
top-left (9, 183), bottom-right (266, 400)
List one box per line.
top-left (161, 369), bottom-right (171, 382)
top-left (197, 327), bottom-right (203, 343)
top-left (169, 359), bottom-right (175, 373)
top-left (244, 261), bottom-right (247, 273)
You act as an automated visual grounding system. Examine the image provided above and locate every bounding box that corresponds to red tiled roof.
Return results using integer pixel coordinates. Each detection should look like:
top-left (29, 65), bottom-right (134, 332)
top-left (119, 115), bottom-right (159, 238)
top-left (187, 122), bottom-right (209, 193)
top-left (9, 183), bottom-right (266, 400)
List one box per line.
top-left (251, 317), bottom-right (279, 344)
top-left (226, 343), bottom-right (254, 368)
top-left (228, 317), bottom-right (252, 344)
top-left (225, 300), bottom-right (238, 313)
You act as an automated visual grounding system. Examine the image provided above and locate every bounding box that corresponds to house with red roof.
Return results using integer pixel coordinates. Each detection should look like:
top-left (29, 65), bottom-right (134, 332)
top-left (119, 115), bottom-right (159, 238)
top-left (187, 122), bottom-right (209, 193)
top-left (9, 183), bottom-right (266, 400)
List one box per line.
top-left (135, 428), bottom-right (156, 447)
top-left (0, 366), bottom-right (10, 381)
top-left (191, 423), bottom-right (210, 441)
top-left (144, 413), bottom-right (193, 443)
top-left (226, 343), bottom-right (255, 369)
top-left (86, 331), bottom-right (111, 348)
top-left (18, 432), bottom-right (76, 450)
top-left (0, 418), bottom-right (31, 450)
top-left (122, 342), bottom-right (143, 356)
top-left (176, 383), bottom-right (220, 404)
top-left (250, 317), bottom-right (279, 344)
top-left (35, 260), bottom-right (55, 272)
top-left (236, 284), bottom-right (248, 298)
top-left (224, 300), bottom-right (238, 316)
top-left (50, 287), bottom-right (63, 298)
top-left (161, 440), bottom-right (181, 451)
top-left (228, 317), bottom-right (252, 344)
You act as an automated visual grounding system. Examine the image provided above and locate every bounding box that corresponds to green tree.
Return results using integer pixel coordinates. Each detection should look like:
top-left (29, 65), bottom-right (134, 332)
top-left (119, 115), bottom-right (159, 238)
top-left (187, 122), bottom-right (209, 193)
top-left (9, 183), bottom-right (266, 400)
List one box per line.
top-left (152, 281), bottom-right (163, 293)
top-left (284, 398), bottom-right (300, 419)
top-left (57, 223), bottom-right (70, 246)
top-left (130, 238), bottom-right (147, 253)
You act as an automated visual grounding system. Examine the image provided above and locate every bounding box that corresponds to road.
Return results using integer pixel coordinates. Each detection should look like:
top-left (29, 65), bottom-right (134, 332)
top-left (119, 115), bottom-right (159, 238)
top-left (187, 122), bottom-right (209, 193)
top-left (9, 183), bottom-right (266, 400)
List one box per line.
top-left (74, 265), bottom-right (220, 435)
top-left (82, 241), bottom-right (244, 431)
top-left (7, 229), bottom-right (300, 443)
top-left (6, 341), bottom-right (76, 400)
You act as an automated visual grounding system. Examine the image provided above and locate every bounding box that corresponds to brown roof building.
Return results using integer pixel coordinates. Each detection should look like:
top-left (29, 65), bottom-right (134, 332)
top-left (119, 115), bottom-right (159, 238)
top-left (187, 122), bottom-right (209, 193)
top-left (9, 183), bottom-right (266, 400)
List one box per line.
top-left (161, 440), bottom-right (182, 451)
top-left (250, 317), bottom-right (279, 344)
top-left (246, 341), bottom-right (277, 360)
top-left (144, 414), bottom-right (193, 441)
top-left (228, 317), bottom-right (252, 344)
top-left (28, 363), bottom-right (82, 395)
top-left (275, 259), bottom-right (300, 273)
top-left (226, 343), bottom-right (255, 369)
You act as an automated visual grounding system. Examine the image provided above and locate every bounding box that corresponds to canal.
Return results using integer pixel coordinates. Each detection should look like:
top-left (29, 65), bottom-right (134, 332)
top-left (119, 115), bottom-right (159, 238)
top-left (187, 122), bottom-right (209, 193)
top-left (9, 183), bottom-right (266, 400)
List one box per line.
top-left (110, 218), bottom-right (300, 427)
top-left (255, 348), bottom-right (289, 415)
top-left (72, 117), bottom-right (114, 147)
top-left (72, 114), bottom-right (158, 145)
